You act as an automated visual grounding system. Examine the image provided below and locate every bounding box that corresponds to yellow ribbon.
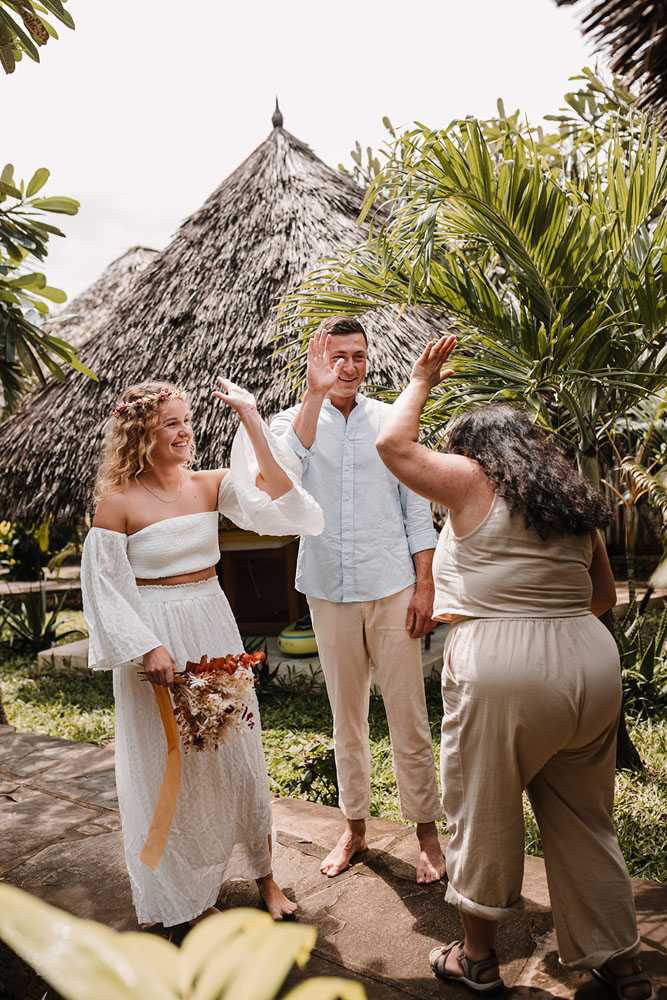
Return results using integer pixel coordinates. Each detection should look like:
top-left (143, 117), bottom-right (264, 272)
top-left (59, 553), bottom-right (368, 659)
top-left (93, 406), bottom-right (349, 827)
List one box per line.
top-left (139, 683), bottom-right (182, 871)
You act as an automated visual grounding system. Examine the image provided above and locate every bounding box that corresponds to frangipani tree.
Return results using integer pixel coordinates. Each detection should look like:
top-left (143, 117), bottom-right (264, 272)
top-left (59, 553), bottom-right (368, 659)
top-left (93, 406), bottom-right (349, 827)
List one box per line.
top-left (282, 98), bottom-right (667, 490)
top-left (0, 0), bottom-right (74, 74)
top-left (0, 162), bottom-right (95, 414)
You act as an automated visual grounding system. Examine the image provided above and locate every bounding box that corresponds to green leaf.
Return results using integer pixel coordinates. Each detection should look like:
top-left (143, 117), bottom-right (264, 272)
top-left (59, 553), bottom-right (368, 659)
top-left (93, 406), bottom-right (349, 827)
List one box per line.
top-left (0, 5), bottom-right (40, 60)
top-left (30, 196), bottom-right (79, 215)
top-left (26, 166), bottom-right (50, 196)
top-left (0, 179), bottom-right (22, 199)
top-left (7, 271), bottom-right (46, 289)
top-left (60, 353), bottom-right (98, 381)
top-left (0, 884), bottom-right (179, 1000)
top-left (0, 24), bottom-right (16, 73)
top-left (38, 284), bottom-right (67, 302)
top-left (35, 0), bottom-right (75, 29)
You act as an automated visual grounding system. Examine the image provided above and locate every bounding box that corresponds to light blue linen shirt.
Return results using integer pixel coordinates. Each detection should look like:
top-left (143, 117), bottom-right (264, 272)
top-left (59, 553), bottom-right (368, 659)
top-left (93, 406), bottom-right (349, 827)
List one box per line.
top-left (270, 394), bottom-right (437, 603)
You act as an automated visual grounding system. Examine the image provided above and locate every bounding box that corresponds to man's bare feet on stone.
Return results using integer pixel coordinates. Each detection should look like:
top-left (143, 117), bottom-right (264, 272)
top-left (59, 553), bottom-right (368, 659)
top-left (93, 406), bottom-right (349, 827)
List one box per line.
top-left (188, 905), bottom-right (221, 926)
top-left (256, 874), bottom-right (298, 920)
top-left (416, 821), bottom-right (446, 884)
top-left (320, 820), bottom-right (368, 877)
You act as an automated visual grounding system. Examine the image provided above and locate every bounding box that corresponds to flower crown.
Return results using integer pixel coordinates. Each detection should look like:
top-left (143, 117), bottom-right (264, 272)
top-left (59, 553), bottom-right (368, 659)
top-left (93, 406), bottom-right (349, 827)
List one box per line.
top-left (112, 387), bottom-right (185, 417)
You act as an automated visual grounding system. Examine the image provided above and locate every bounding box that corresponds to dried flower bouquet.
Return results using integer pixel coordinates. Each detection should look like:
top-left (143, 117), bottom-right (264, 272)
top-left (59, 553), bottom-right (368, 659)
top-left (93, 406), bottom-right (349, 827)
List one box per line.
top-left (171, 652), bottom-right (264, 751)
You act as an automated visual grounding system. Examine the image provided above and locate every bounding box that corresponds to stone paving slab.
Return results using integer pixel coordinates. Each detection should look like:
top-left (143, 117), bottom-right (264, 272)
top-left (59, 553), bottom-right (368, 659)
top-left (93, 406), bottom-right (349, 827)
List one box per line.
top-left (4, 832), bottom-right (136, 931)
top-left (0, 729), bottom-right (665, 1000)
top-left (0, 786), bottom-right (103, 875)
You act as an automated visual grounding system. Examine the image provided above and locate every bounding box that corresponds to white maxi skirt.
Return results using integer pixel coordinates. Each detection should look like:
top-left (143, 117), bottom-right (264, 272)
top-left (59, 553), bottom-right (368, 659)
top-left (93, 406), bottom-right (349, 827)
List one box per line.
top-left (112, 577), bottom-right (272, 926)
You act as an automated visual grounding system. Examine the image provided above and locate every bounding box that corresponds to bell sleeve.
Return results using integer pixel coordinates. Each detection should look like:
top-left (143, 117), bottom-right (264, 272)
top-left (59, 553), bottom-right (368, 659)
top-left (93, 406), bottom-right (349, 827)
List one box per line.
top-left (217, 418), bottom-right (324, 537)
top-left (81, 527), bottom-right (163, 671)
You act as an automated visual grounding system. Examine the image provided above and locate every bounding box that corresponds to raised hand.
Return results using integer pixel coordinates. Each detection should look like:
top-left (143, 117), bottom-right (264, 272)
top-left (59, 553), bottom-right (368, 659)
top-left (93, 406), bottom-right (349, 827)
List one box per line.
top-left (307, 329), bottom-right (345, 396)
top-left (212, 377), bottom-right (258, 415)
top-left (410, 335), bottom-right (457, 390)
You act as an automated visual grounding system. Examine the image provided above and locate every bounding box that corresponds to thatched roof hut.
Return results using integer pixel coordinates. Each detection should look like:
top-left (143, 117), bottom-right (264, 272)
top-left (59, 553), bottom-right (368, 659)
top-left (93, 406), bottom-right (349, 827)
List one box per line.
top-left (44, 247), bottom-right (158, 349)
top-left (556, 0), bottom-right (667, 123)
top-left (0, 113), bottom-right (449, 524)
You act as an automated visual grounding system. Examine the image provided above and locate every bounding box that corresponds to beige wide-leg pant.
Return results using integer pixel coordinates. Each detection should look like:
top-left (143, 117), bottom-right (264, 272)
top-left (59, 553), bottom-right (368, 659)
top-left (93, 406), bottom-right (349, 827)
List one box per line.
top-left (442, 613), bottom-right (641, 969)
top-left (307, 586), bottom-right (441, 823)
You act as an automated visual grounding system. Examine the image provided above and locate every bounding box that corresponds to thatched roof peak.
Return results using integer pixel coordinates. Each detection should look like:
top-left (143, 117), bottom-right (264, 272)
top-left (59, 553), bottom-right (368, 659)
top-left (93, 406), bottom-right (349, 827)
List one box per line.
top-left (272, 98), bottom-right (283, 129)
top-left (0, 123), bottom-right (449, 524)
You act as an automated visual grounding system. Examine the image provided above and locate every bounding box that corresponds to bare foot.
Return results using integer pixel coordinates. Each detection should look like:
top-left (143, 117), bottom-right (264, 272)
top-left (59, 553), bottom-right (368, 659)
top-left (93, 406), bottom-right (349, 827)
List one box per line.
top-left (320, 829), bottom-right (368, 877)
top-left (188, 905), bottom-right (221, 926)
top-left (416, 822), bottom-right (446, 884)
top-left (256, 874), bottom-right (297, 921)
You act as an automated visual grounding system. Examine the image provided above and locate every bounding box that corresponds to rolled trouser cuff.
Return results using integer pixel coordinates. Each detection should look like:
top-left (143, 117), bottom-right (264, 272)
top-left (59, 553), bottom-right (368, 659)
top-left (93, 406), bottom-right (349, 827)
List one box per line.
top-left (560, 936), bottom-right (642, 970)
top-left (445, 882), bottom-right (525, 922)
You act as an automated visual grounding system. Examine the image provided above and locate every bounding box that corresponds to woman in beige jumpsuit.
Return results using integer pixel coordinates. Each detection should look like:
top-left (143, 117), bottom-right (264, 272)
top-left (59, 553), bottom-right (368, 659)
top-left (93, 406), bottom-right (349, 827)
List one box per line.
top-left (376, 335), bottom-right (654, 1000)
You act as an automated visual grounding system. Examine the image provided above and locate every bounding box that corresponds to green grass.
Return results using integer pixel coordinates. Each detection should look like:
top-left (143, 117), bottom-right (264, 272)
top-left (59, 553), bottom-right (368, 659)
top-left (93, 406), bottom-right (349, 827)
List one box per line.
top-left (0, 656), bottom-right (114, 744)
top-left (1, 654), bottom-right (665, 883)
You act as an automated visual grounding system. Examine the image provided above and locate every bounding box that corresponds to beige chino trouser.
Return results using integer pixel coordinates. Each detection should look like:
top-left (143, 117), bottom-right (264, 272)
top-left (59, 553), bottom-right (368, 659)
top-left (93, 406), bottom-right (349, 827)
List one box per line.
top-left (442, 613), bottom-right (641, 969)
top-left (307, 586), bottom-right (441, 823)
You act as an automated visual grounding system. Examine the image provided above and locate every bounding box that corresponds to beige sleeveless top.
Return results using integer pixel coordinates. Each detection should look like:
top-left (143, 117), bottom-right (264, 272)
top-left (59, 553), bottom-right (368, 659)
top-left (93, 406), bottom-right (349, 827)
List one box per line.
top-left (432, 494), bottom-right (593, 621)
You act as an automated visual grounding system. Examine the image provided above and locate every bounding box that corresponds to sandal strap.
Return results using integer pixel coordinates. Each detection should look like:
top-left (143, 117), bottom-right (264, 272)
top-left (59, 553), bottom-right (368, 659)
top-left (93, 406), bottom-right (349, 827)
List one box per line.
top-left (457, 944), bottom-right (499, 982)
top-left (597, 963), bottom-right (654, 1000)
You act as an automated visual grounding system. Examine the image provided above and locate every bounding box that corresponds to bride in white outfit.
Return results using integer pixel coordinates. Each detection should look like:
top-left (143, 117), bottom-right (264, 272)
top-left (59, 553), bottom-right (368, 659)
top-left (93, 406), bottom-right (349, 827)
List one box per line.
top-left (81, 377), bottom-right (323, 926)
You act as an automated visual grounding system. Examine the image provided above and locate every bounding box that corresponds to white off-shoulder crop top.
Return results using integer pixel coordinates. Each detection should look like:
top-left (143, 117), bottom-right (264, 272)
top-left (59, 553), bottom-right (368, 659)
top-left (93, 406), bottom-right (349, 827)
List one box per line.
top-left (81, 419), bottom-right (325, 670)
top-left (127, 512), bottom-right (219, 579)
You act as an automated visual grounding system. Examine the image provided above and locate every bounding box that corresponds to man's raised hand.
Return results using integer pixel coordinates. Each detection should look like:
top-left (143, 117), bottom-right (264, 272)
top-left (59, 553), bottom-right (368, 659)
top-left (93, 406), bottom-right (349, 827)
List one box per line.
top-left (307, 330), bottom-right (344, 397)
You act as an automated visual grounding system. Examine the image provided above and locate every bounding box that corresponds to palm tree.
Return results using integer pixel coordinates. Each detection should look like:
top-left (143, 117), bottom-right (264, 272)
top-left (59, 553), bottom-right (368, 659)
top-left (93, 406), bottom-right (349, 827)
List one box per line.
top-left (283, 113), bottom-right (667, 487)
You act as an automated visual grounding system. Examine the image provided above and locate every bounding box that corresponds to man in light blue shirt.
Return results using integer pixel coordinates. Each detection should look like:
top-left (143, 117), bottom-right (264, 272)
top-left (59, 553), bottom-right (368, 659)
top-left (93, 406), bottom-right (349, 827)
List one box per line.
top-left (271, 315), bottom-right (444, 883)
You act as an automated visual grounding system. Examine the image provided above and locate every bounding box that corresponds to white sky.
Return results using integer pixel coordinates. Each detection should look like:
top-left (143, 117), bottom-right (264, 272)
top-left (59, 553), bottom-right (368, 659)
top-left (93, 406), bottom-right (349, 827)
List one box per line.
top-left (3, 0), bottom-right (598, 301)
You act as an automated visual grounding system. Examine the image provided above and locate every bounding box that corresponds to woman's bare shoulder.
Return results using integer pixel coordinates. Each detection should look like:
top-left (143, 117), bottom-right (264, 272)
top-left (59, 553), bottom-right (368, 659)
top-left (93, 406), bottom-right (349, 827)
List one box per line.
top-left (190, 468), bottom-right (229, 489)
top-left (92, 489), bottom-right (130, 532)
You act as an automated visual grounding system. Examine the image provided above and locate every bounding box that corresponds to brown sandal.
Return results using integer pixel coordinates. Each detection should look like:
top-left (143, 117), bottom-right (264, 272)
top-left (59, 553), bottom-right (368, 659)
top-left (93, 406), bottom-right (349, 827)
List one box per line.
top-left (592, 962), bottom-right (655, 1000)
top-left (429, 940), bottom-right (504, 994)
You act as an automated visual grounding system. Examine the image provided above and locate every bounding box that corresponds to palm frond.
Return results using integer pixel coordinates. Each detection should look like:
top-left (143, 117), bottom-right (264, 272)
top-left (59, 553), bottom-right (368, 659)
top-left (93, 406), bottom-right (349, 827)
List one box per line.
top-left (621, 459), bottom-right (667, 520)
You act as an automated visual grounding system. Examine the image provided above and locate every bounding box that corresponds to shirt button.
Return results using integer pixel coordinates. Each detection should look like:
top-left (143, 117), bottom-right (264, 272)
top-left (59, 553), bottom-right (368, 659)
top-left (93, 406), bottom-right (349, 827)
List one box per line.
top-left (345, 466), bottom-right (350, 471)
top-left (345, 495), bottom-right (350, 500)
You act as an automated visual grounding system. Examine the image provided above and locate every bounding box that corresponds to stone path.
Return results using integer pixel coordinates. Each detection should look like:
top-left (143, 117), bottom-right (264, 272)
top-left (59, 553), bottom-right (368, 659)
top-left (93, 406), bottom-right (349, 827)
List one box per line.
top-left (0, 723), bottom-right (665, 999)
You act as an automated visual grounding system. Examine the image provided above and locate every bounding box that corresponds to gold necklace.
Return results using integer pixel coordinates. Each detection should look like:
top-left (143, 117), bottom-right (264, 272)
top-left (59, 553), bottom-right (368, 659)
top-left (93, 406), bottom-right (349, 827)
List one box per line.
top-left (137, 471), bottom-right (184, 504)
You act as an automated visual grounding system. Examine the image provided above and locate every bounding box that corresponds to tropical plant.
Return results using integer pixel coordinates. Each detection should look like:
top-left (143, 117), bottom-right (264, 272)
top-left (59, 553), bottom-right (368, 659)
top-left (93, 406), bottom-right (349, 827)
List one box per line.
top-left (284, 90), bottom-right (667, 489)
top-left (554, 1), bottom-right (667, 125)
top-left (603, 393), bottom-right (667, 601)
top-left (0, 886), bottom-right (365, 1000)
top-left (613, 602), bottom-right (667, 720)
top-left (0, 162), bottom-right (96, 413)
top-left (0, 584), bottom-right (83, 654)
top-left (0, 0), bottom-right (74, 74)
top-left (0, 517), bottom-right (51, 580)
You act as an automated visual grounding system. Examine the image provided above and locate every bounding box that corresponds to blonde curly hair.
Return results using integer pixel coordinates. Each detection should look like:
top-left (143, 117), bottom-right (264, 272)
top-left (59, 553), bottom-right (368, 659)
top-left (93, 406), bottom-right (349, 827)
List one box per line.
top-left (93, 380), bottom-right (196, 505)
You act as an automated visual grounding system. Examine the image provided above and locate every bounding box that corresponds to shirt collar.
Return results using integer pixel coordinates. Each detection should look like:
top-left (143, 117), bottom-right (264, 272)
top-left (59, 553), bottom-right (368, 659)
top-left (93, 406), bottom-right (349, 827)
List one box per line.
top-left (323, 392), bottom-right (367, 413)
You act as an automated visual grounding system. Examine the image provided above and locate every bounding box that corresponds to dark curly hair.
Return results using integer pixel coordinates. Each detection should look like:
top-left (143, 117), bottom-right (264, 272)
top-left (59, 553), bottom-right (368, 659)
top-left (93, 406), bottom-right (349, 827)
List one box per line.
top-left (445, 405), bottom-right (612, 537)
